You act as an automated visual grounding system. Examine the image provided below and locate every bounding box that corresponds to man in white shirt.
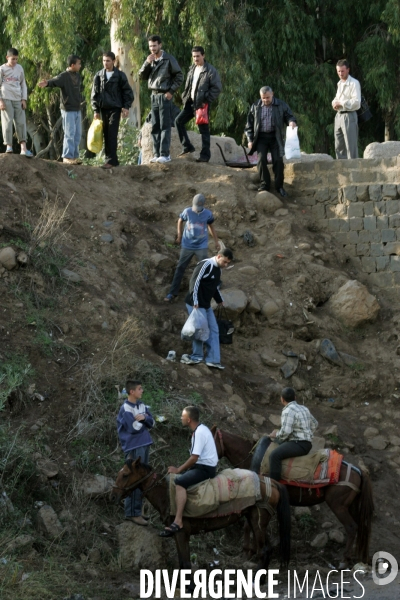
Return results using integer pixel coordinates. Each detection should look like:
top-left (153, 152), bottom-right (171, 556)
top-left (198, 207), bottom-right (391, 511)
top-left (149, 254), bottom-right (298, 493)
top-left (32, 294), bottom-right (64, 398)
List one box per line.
top-left (332, 59), bottom-right (361, 159)
top-left (160, 405), bottom-right (218, 536)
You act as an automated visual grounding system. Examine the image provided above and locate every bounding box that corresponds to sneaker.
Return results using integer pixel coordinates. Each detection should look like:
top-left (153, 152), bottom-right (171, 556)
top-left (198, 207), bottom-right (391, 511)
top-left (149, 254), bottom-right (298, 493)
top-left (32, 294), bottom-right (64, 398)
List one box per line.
top-left (5, 148), bottom-right (13, 154)
top-left (63, 157), bottom-right (77, 164)
top-left (164, 293), bottom-right (177, 302)
top-left (74, 158), bottom-right (83, 165)
top-left (150, 156), bottom-right (159, 163)
top-left (21, 149), bottom-right (33, 158)
top-left (180, 354), bottom-right (202, 365)
top-left (258, 185), bottom-right (269, 192)
top-left (205, 362), bottom-right (225, 370)
top-left (157, 156), bottom-right (171, 163)
top-left (125, 516), bottom-right (148, 526)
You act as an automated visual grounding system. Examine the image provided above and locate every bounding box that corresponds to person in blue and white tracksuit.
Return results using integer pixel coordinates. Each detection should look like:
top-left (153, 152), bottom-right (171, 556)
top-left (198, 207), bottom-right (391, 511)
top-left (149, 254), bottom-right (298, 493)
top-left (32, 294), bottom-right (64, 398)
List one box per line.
top-left (117, 380), bottom-right (154, 526)
top-left (180, 248), bottom-right (233, 370)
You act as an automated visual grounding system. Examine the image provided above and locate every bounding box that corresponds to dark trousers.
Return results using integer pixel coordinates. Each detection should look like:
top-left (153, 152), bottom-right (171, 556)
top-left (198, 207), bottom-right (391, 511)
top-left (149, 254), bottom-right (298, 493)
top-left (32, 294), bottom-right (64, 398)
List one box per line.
top-left (100, 108), bottom-right (121, 166)
top-left (168, 247), bottom-right (208, 296)
top-left (269, 440), bottom-right (312, 481)
top-left (255, 132), bottom-right (284, 191)
top-left (151, 93), bottom-right (172, 157)
top-left (175, 100), bottom-right (211, 160)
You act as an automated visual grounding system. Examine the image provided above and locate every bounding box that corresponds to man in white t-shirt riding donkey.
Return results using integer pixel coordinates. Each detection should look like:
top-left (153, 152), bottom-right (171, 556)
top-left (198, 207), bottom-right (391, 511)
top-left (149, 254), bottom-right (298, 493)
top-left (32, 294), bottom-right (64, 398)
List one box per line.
top-left (160, 405), bottom-right (218, 537)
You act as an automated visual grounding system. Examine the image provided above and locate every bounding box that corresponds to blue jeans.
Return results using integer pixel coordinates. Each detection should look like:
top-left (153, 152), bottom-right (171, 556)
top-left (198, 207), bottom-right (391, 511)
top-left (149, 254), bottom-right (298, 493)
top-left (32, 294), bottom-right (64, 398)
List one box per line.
top-left (169, 247), bottom-right (209, 296)
top-left (186, 304), bottom-right (220, 364)
top-left (61, 110), bottom-right (81, 159)
top-left (124, 445), bottom-right (150, 517)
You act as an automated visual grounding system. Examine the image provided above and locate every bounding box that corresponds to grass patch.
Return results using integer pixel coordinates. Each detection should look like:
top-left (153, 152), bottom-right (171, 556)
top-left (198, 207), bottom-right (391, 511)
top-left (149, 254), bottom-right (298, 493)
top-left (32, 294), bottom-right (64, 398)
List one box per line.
top-left (0, 355), bottom-right (33, 412)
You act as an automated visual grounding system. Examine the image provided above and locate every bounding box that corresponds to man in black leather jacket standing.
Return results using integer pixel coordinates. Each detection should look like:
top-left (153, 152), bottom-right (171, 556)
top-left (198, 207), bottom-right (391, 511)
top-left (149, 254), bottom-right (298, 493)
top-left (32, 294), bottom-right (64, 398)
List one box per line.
top-left (139, 35), bottom-right (183, 164)
top-left (175, 46), bottom-right (222, 163)
top-left (245, 86), bottom-right (297, 197)
top-left (91, 52), bottom-right (134, 169)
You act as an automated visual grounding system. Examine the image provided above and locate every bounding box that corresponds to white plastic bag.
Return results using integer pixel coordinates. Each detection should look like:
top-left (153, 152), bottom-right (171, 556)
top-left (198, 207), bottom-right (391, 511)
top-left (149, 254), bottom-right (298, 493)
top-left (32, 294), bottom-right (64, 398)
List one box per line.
top-left (284, 126), bottom-right (301, 160)
top-left (181, 309), bottom-right (210, 342)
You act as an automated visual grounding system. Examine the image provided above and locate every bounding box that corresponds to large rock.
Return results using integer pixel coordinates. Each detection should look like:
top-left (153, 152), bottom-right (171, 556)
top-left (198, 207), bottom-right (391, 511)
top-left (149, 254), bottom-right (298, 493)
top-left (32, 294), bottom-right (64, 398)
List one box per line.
top-left (226, 394), bottom-right (247, 418)
top-left (310, 532), bottom-right (328, 548)
top-left (363, 141), bottom-right (400, 159)
top-left (218, 289), bottom-right (248, 318)
top-left (366, 436), bottom-right (388, 450)
top-left (0, 247), bottom-right (17, 270)
top-left (261, 300), bottom-right (280, 318)
top-left (254, 191), bottom-right (283, 214)
top-left (141, 121), bottom-right (243, 165)
top-left (36, 459), bottom-right (59, 479)
top-left (116, 522), bottom-right (165, 569)
top-left (328, 280), bottom-right (380, 327)
top-left (284, 152), bottom-right (333, 163)
top-left (36, 505), bottom-right (63, 538)
top-left (80, 474), bottom-right (114, 497)
top-left (6, 534), bottom-right (35, 552)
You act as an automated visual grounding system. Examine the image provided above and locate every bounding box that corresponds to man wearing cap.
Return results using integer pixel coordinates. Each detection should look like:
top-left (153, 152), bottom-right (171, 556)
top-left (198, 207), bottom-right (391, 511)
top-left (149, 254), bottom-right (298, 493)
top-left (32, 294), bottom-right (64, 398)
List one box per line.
top-left (164, 194), bottom-right (220, 302)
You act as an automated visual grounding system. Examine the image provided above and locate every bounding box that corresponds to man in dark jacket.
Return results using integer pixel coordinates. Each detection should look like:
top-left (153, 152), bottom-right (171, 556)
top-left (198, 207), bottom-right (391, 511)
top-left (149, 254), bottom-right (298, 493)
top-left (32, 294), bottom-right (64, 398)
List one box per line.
top-left (91, 51), bottom-right (134, 169)
top-left (181, 248), bottom-right (233, 370)
top-left (245, 86), bottom-right (297, 197)
top-left (139, 35), bottom-right (183, 163)
top-left (38, 55), bottom-right (83, 165)
top-left (175, 46), bottom-right (222, 163)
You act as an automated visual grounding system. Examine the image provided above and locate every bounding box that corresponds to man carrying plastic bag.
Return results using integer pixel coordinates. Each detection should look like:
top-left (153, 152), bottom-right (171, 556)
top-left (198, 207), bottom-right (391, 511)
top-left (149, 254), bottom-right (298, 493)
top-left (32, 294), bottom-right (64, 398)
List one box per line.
top-left (180, 249), bottom-right (233, 370)
top-left (245, 85), bottom-right (297, 197)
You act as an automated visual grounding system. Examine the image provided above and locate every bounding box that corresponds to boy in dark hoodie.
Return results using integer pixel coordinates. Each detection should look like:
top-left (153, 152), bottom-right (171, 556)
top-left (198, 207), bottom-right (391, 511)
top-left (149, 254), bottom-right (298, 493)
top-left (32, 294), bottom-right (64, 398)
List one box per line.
top-left (117, 380), bottom-right (154, 526)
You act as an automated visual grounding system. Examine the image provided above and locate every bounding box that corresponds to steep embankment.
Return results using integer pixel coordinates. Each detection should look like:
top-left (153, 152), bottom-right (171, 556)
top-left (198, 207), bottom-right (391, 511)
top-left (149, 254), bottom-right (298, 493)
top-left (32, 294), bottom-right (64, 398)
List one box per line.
top-left (0, 154), bottom-right (399, 599)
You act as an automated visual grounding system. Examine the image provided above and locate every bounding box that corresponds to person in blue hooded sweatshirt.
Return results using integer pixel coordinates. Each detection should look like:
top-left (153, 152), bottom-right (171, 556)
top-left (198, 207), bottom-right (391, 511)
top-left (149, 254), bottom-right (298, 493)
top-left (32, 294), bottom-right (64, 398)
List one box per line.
top-left (117, 380), bottom-right (154, 526)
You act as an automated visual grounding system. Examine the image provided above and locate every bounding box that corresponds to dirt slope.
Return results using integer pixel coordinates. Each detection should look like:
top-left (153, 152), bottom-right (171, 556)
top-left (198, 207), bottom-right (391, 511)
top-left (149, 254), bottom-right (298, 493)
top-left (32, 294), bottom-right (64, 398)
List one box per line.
top-left (0, 154), bottom-right (399, 599)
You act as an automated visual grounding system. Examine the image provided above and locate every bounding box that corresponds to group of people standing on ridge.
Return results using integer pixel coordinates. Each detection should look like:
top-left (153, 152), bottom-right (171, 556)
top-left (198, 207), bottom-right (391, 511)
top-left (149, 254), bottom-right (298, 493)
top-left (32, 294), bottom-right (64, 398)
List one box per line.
top-left (1, 41), bottom-right (361, 177)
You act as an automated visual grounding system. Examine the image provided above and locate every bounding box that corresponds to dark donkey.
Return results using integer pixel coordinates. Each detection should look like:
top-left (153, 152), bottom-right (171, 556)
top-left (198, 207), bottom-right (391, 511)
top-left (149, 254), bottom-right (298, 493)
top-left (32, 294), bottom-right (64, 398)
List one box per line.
top-left (111, 455), bottom-right (291, 580)
top-left (211, 426), bottom-right (374, 567)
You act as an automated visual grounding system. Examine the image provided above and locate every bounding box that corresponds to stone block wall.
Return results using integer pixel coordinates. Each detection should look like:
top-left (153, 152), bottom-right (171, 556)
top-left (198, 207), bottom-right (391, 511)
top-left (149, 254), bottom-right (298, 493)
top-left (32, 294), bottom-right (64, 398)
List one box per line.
top-left (284, 157), bottom-right (400, 288)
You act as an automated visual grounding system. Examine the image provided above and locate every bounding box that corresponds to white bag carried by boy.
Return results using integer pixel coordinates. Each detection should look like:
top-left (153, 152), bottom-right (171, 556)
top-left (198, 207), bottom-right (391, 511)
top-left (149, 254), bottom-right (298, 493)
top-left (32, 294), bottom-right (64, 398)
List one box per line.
top-left (284, 126), bottom-right (301, 160)
top-left (181, 309), bottom-right (209, 342)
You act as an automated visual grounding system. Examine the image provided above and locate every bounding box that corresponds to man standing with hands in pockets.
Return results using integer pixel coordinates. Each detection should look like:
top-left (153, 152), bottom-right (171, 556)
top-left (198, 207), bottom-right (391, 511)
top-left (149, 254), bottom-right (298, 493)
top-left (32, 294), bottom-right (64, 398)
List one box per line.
top-left (139, 35), bottom-right (183, 163)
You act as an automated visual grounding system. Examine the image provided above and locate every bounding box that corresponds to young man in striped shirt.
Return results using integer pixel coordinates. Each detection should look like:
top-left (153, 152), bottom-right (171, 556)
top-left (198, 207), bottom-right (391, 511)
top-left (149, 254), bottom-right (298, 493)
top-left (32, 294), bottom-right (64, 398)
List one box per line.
top-left (268, 387), bottom-right (318, 481)
top-left (181, 248), bottom-right (233, 370)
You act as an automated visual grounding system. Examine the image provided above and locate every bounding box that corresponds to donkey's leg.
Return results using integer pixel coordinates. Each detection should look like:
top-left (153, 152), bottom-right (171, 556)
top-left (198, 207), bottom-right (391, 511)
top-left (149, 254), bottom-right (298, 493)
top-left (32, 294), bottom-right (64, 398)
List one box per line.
top-left (243, 519), bottom-right (256, 559)
top-left (248, 507), bottom-right (272, 579)
top-left (325, 487), bottom-right (358, 566)
top-left (175, 533), bottom-right (194, 592)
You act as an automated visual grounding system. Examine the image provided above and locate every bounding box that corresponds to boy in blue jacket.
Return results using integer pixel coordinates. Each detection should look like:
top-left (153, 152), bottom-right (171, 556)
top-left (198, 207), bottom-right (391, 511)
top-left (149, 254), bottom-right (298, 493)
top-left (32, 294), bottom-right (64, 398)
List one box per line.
top-left (117, 380), bottom-right (154, 526)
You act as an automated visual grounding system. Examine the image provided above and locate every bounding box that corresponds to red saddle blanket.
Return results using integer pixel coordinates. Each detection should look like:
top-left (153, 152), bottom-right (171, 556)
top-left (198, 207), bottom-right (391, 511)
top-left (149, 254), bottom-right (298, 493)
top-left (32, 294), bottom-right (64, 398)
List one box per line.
top-left (280, 449), bottom-right (343, 488)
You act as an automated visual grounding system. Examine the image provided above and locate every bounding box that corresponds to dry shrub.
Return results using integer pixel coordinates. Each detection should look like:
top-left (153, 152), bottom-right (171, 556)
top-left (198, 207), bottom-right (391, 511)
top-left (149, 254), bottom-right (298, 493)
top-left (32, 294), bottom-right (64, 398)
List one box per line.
top-left (29, 191), bottom-right (72, 257)
top-left (67, 317), bottom-right (147, 444)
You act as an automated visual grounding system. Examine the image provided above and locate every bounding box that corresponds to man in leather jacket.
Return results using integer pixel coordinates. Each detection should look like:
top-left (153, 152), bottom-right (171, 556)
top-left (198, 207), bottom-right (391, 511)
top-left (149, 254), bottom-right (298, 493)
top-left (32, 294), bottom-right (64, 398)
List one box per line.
top-left (175, 46), bottom-right (222, 163)
top-left (91, 51), bottom-right (134, 169)
top-left (245, 86), bottom-right (297, 197)
top-left (139, 35), bottom-right (183, 164)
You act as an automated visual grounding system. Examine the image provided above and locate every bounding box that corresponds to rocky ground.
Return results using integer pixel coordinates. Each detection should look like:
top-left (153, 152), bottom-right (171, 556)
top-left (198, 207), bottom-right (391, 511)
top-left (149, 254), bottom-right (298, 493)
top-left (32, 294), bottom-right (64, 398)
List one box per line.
top-left (0, 151), bottom-right (399, 599)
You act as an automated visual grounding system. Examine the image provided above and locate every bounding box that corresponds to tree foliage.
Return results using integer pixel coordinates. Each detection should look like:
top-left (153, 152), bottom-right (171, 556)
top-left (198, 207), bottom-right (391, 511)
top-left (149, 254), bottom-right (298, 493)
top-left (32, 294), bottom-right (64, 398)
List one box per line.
top-left (0, 0), bottom-right (399, 154)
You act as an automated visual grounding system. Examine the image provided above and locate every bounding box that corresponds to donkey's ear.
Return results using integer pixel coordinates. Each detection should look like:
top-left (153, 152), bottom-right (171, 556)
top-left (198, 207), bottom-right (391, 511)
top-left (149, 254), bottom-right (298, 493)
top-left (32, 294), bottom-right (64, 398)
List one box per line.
top-left (210, 424), bottom-right (217, 434)
top-left (135, 456), bottom-right (142, 465)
